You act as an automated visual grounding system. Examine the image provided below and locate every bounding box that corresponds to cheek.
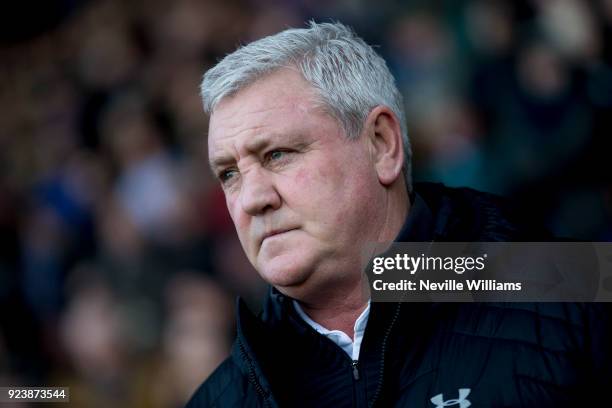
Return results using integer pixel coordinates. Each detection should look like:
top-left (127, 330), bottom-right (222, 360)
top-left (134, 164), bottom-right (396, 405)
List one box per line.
top-left (297, 161), bottom-right (356, 219)
top-left (295, 168), bottom-right (311, 184)
top-left (289, 168), bottom-right (323, 202)
top-left (334, 211), bottom-right (347, 225)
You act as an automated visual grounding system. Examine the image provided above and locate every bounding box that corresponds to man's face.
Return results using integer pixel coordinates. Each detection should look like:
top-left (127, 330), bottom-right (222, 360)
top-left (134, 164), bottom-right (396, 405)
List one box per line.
top-left (208, 69), bottom-right (384, 298)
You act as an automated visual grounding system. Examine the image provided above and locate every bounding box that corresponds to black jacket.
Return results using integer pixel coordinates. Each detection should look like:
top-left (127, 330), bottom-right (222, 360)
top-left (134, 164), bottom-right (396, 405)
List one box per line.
top-left (186, 183), bottom-right (612, 407)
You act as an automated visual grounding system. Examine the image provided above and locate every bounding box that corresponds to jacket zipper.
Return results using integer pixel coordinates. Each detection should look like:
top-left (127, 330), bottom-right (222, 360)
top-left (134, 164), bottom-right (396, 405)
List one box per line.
top-left (238, 337), bottom-right (272, 407)
top-left (369, 302), bottom-right (402, 407)
top-left (352, 360), bottom-right (360, 380)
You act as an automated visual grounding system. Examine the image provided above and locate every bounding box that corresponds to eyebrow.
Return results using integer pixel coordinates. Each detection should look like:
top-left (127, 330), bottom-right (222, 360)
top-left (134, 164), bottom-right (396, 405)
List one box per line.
top-left (208, 134), bottom-right (277, 174)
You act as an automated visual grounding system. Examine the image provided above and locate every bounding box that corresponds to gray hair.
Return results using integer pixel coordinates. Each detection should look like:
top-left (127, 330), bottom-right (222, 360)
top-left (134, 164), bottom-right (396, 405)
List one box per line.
top-left (201, 21), bottom-right (412, 192)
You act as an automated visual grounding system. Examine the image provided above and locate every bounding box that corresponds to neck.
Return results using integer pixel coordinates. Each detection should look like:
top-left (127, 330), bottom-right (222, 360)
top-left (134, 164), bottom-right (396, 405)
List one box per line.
top-left (296, 274), bottom-right (370, 339)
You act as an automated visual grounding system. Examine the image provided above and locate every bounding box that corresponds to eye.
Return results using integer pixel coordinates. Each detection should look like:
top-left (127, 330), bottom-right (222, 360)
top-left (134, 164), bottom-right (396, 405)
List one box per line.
top-left (219, 168), bottom-right (238, 184)
top-left (269, 150), bottom-right (285, 161)
top-left (264, 149), bottom-right (294, 166)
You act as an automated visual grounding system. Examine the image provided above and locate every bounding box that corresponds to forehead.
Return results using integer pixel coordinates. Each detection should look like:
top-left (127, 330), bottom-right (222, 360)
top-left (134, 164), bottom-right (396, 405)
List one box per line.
top-left (207, 69), bottom-right (329, 152)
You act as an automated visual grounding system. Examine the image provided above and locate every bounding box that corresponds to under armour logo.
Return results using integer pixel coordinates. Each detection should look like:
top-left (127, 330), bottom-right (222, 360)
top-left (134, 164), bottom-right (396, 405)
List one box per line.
top-left (430, 388), bottom-right (471, 408)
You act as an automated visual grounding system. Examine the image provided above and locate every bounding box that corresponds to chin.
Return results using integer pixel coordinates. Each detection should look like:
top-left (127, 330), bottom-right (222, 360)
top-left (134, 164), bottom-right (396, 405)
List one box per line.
top-left (257, 251), bottom-right (316, 289)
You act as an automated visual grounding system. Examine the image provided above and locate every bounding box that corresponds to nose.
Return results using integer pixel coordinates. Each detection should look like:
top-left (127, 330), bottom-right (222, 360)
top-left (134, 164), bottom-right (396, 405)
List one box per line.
top-left (239, 168), bottom-right (281, 215)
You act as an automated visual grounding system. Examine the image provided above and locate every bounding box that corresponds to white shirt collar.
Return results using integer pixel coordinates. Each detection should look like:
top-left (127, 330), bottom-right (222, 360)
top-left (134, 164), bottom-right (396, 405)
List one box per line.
top-left (292, 300), bottom-right (371, 361)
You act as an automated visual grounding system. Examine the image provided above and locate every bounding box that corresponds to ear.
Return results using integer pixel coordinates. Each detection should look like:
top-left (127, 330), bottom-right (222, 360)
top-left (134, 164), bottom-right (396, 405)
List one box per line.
top-left (364, 106), bottom-right (404, 186)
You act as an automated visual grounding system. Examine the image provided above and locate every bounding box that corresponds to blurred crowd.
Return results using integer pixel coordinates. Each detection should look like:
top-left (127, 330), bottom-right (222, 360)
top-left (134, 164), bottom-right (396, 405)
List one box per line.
top-left (1, 0), bottom-right (611, 406)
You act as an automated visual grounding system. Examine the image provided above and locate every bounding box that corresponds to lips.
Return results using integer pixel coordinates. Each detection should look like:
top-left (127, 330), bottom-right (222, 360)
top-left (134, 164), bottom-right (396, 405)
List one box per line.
top-left (260, 228), bottom-right (298, 246)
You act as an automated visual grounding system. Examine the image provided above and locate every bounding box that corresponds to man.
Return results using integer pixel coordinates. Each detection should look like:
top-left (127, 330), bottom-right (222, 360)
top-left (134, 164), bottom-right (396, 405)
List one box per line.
top-left (187, 22), bottom-right (610, 407)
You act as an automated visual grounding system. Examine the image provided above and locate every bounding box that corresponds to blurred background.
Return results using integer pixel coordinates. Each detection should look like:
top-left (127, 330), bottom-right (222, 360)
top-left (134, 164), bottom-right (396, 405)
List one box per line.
top-left (0, 0), bottom-right (611, 406)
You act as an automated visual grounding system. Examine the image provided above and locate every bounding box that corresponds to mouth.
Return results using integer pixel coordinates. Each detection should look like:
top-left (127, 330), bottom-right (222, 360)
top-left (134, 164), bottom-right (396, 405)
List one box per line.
top-left (260, 228), bottom-right (298, 246)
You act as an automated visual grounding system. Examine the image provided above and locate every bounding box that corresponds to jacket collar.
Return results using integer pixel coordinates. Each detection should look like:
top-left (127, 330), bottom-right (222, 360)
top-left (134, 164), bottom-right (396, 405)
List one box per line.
top-left (396, 191), bottom-right (435, 242)
top-left (233, 296), bottom-right (281, 407)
